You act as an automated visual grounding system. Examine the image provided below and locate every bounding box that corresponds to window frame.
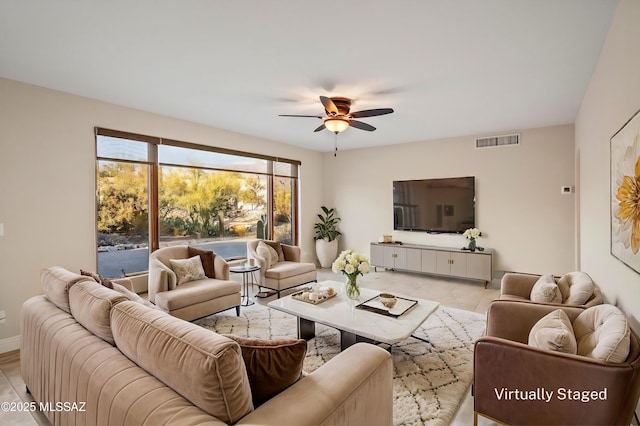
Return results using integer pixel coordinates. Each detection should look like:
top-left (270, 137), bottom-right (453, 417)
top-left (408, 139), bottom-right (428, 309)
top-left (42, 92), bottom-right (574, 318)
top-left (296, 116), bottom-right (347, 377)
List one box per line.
top-left (95, 127), bottom-right (301, 273)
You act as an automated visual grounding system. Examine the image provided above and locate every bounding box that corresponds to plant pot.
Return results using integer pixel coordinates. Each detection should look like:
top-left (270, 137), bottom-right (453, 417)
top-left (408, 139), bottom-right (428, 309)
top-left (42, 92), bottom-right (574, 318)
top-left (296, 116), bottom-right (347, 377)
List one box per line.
top-left (316, 239), bottom-right (338, 268)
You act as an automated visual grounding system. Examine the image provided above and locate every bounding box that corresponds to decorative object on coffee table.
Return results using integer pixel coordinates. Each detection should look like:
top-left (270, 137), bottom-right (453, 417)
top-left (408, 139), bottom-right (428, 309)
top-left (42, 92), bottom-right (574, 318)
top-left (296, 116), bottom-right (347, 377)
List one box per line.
top-left (378, 293), bottom-right (397, 309)
top-left (462, 227), bottom-right (482, 252)
top-left (332, 249), bottom-right (370, 300)
top-left (313, 206), bottom-right (341, 268)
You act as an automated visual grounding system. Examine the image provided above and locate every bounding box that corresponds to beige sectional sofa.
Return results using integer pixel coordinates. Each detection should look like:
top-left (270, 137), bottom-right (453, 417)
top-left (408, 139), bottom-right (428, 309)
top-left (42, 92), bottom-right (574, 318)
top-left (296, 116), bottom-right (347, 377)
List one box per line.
top-left (21, 267), bottom-right (393, 425)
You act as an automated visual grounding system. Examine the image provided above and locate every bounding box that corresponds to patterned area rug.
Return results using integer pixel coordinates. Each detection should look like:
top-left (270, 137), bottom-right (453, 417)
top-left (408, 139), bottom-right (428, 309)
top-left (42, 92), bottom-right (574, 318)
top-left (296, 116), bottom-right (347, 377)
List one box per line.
top-left (195, 304), bottom-right (485, 426)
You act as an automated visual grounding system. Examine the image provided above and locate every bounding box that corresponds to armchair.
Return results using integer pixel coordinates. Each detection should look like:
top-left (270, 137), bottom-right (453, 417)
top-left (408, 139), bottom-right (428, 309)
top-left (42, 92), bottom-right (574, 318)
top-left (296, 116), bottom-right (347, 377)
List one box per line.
top-left (500, 272), bottom-right (603, 307)
top-left (247, 240), bottom-right (317, 298)
top-left (148, 245), bottom-right (241, 320)
top-left (474, 300), bottom-right (640, 425)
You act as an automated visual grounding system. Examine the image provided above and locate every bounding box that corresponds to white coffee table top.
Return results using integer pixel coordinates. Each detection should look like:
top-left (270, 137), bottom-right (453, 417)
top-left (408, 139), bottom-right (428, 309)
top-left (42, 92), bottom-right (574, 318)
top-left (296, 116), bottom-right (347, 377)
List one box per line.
top-left (268, 280), bottom-right (440, 345)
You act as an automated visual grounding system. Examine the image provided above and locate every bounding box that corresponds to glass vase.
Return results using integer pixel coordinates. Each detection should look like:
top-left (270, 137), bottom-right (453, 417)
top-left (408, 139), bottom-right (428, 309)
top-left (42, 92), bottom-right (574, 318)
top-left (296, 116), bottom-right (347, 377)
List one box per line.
top-left (468, 238), bottom-right (477, 252)
top-left (345, 275), bottom-right (361, 300)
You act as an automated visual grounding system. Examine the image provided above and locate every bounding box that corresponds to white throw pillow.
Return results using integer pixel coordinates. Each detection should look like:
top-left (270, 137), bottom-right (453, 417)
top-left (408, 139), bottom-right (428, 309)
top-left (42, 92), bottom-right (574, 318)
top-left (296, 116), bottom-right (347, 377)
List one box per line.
top-left (170, 255), bottom-right (206, 285)
top-left (257, 241), bottom-right (278, 268)
top-left (572, 304), bottom-right (630, 363)
top-left (558, 272), bottom-right (594, 305)
top-left (528, 309), bottom-right (577, 354)
top-left (530, 274), bottom-right (562, 304)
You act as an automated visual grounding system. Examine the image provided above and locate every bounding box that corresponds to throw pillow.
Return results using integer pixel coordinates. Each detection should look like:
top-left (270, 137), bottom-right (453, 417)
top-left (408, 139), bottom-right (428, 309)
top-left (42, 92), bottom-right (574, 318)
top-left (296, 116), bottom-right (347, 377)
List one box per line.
top-left (573, 304), bottom-right (630, 363)
top-left (264, 240), bottom-right (285, 262)
top-left (558, 272), bottom-right (594, 306)
top-left (224, 334), bottom-right (307, 407)
top-left (169, 255), bottom-right (206, 285)
top-left (257, 241), bottom-right (279, 268)
top-left (528, 309), bottom-right (577, 354)
top-left (80, 269), bottom-right (114, 289)
top-left (530, 274), bottom-right (562, 304)
top-left (187, 246), bottom-right (217, 278)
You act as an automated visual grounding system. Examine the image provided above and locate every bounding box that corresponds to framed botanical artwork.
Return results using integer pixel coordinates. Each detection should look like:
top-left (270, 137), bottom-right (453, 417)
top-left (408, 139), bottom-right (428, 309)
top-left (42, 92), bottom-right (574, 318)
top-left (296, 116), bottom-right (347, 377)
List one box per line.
top-left (611, 108), bottom-right (640, 274)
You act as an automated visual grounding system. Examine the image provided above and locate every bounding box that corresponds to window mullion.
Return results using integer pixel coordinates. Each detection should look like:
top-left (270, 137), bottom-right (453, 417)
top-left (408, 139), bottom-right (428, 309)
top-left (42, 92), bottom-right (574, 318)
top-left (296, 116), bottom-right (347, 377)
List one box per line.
top-left (149, 144), bottom-right (159, 252)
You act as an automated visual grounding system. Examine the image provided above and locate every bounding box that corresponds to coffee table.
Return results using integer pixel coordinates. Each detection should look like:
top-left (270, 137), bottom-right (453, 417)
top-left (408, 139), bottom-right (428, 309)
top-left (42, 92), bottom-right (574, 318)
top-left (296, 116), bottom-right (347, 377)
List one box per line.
top-left (268, 280), bottom-right (440, 351)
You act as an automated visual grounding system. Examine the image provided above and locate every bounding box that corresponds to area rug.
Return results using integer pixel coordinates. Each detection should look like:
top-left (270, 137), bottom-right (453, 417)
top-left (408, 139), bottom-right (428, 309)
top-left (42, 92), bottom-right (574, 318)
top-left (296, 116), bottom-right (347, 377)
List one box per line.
top-left (0, 370), bottom-right (38, 426)
top-left (195, 304), bottom-right (485, 426)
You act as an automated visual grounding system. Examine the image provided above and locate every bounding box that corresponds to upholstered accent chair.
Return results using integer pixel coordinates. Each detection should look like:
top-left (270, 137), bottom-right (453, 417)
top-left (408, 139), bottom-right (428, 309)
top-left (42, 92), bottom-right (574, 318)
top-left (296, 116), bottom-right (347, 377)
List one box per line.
top-left (473, 300), bottom-right (640, 425)
top-left (500, 271), bottom-right (603, 307)
top-left (247, 240), bottom-right (317, 298)
top-left (148, 245), bottom-right (241, 320)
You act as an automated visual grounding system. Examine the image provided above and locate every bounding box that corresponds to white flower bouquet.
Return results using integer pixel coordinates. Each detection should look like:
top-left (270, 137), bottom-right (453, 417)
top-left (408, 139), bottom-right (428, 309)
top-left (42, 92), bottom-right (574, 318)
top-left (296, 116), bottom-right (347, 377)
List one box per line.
top-left (332, 249), bottom-right (370, 299)
top-left (463, 228), bottom-right (482, 251)
top-left (463, 228), bottom-right (482, 240)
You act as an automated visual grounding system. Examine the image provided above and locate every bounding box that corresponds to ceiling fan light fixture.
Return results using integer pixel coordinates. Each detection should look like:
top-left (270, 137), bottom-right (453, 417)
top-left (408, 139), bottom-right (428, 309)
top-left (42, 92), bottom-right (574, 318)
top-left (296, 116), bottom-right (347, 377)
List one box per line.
top-left (324, 117), bottom-right (349, 134)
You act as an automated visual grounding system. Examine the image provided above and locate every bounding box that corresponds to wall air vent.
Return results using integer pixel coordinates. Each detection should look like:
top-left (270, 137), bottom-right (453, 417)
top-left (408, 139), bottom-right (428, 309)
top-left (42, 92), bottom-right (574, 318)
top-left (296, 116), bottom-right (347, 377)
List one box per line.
top-left (475, 133), bottom-right (520, 149)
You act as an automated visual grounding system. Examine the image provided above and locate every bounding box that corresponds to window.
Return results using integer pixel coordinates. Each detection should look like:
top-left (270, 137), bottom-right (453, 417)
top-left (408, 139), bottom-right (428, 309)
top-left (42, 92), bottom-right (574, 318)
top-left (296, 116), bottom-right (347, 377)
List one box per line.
top-left (96, 128), bottom-right (300, 278)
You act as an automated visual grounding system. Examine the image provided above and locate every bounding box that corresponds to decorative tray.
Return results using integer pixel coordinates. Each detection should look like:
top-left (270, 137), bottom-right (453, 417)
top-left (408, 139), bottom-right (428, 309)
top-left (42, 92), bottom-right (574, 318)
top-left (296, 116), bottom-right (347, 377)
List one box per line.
top-left (291, 288), bottom-right (337, 305)
top-left (356, 294), bottom-right (417, 317)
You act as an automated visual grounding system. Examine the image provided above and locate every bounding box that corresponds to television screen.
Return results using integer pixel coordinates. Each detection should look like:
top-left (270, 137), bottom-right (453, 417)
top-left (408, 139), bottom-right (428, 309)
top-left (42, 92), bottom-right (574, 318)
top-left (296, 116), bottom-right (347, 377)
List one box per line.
top-left (393, 177), bottom-right (475, 233)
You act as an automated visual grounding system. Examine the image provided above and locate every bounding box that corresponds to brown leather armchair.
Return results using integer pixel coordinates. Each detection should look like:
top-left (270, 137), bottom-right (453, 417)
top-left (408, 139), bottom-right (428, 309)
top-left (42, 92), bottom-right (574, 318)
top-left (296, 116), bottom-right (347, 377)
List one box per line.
top-left (473, 300), bottom-right (640, 425)
top-left (500, 272), bottom-right (603, 307)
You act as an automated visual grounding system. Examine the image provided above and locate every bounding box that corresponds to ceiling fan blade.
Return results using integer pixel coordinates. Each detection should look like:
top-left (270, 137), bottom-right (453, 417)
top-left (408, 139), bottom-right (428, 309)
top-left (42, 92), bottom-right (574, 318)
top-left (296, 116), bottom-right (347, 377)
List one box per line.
top-left (320, 96), bottom-right (339, 115)
top-left (313, 123), bottom-right (326, 132)
top-left (349, 120), bottom-right (376, 131)
top-left (350, 108), bottom-right (394, 119)
top-left (279, 114), bottom-right (323, 119)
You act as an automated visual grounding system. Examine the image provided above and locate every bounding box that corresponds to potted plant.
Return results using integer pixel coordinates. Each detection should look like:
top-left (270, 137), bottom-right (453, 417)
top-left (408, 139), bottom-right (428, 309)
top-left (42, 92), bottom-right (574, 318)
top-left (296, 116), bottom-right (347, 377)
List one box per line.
top-left (314, 206), bottom-right (342, 268)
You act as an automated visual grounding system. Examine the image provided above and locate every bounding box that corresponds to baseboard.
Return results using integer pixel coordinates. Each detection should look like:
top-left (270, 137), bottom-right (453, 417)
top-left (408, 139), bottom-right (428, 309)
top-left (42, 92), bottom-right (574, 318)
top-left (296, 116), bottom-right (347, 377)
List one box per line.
top-left (0, 335), bottom-right (21, 354)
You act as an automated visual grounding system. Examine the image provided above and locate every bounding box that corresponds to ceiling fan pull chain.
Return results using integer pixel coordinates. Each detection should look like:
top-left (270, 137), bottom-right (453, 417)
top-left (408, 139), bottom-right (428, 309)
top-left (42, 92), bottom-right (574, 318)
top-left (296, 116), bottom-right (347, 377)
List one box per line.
top-left (334, 133), bottom-right (338, 157)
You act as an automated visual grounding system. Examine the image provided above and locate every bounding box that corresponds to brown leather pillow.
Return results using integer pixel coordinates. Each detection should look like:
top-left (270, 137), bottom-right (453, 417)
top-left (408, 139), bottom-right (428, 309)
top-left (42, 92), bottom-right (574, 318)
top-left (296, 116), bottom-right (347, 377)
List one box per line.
top-left (80, 269), bottom-right (114, 289)
top-left (263, 240), bottom-right (285, 262)
top-left (187, 247), bottom-right (216, 278)
top-left (224, 335), bottom-right (307, 406)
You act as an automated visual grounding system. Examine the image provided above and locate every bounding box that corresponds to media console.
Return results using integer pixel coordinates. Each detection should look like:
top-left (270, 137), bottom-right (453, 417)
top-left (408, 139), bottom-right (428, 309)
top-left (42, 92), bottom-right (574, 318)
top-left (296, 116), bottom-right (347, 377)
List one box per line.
top-left (370, 242), bottom-right (493, 288)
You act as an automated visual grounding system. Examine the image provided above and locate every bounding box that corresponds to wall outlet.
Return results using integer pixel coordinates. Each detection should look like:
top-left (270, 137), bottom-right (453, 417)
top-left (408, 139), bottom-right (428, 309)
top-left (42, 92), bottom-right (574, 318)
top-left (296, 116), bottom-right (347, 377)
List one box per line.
top-left (0, 223), bottom-right (4, 236)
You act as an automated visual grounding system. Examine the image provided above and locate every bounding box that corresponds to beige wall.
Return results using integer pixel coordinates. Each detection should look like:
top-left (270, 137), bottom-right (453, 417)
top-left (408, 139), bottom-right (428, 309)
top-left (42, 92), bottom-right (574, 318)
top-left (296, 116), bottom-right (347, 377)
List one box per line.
top-left (0, 78), bottom-right (324, 343)
top-left (322, 124), bottom-right (576, 275)
top-left (575, 0), bottom-right (640, 317)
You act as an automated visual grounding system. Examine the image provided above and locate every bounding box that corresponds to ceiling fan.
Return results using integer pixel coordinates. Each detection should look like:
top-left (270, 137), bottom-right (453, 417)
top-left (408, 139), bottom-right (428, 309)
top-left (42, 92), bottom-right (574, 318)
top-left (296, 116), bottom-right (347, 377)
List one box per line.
top-left (279, 96), bottom-right (394, 134)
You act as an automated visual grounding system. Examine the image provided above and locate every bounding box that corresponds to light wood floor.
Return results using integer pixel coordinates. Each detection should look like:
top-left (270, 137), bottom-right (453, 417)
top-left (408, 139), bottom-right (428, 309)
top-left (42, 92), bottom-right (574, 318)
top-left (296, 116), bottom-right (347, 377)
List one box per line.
top-left (0, 268), bottom-right (501, 425)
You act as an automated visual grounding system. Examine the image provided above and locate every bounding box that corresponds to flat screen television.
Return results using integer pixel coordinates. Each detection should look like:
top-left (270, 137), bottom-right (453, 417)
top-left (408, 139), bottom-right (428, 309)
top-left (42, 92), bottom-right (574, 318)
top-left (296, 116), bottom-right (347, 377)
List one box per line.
top-left (393, 176), bottom-right (475, 233)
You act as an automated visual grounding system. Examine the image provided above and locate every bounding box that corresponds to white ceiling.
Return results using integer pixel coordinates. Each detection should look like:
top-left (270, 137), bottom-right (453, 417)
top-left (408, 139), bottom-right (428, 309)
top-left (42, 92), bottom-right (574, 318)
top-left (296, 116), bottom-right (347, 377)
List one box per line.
top-left (0, 1), bottom-right (618, 152)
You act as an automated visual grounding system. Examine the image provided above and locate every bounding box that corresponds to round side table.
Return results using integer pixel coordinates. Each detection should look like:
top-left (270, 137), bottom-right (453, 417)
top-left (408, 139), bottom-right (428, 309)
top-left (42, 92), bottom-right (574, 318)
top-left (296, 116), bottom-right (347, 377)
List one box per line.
top-left (230, 265), bottom-right (260, 306)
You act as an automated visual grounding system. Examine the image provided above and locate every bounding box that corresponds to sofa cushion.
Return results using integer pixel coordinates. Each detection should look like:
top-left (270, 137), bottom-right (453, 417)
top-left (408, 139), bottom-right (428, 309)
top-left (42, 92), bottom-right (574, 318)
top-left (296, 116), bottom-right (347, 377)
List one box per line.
top-left (42, 266), bottom-right (96, 313)
top-left (528, 309), bottom-right (577, 354)
top-left (224, 335), bottom-right (307, 407)
top-left (265, 261), bottom-right (317, 280)
top-left (188, 246), bottom-right (217, 278)
top-left (530, 274), bottom-right (562, 304)
top-left (111, 301), bottom-right (253, 423)
top-left (257, 241), bottom-right (279, 267)
top-left (154, 279), bottom-right (241, 312)
top-left (112, 283), bottom-right (158, 309)
top-left (170, 255), bottom-right (206, 285)
top-left (573, 304), bottom-right (630, 363)
top-left (69, 281), bottom-right (128, 345)
top-left (558, 272), bottom-right (594, 305)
